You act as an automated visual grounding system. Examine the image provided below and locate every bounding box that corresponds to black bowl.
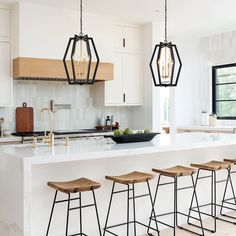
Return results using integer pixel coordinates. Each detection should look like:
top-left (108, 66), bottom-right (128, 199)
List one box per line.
top-left (109, 132), bottom-right (159, 144)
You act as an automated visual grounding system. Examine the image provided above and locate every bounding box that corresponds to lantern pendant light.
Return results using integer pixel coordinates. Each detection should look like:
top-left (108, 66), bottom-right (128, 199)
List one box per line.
top-left (63, 0), bottom-right (100, 85)
top-left (150, 0), bottom-right (182, 87)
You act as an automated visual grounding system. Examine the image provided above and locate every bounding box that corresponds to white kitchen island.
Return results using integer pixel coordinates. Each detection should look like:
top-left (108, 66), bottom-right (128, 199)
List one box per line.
top-left (1, 132), bottom-right (236, 236)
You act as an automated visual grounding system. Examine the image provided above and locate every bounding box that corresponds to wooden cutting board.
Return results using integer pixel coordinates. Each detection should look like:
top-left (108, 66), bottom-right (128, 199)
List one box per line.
top-left (16, 102), bottom-right (34, 133)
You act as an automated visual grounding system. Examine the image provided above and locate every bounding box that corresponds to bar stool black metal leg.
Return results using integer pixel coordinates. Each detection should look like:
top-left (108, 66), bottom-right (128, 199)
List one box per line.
top-left (211, 171), bottom-right (213, 216)
top-left (46, 190), bottom-right (58, 236)
top-left (220, 168), bottom-right (236, 216)
top-left (103, 182), bottom-right (116, 236)
top-left (146, 180), bottom-right (160, 236)
top-left (92, 188), bottom-right (102, 236)
top-left (79, 192), bottom-right (83, 235)
top-left (213, 170), bottom-right (216, 233)
top-left (132, 183), bottom-right (137, 236)
top-left (187, 170), bottom-right (200, 225)
top-left (173, 177), bottom-right (177, 236)
top-left (147, 174), bottom-right (161, 234)
top-left (191, 174), bottom-right (205, 236)
top-left (127, 184), bottom-right (130, 236)
top-left (65, 193), bottom-right (71, 236)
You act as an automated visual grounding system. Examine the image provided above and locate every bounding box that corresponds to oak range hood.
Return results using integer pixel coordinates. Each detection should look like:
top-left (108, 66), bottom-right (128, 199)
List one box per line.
top-left (13, 57), bottom-right (114, 82)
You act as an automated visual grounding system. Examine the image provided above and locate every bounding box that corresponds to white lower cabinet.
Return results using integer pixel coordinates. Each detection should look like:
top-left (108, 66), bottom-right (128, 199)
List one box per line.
top-left (105, 52), bottom-right (141, 106)
top-left (0, 42), bottom-right (12, 106)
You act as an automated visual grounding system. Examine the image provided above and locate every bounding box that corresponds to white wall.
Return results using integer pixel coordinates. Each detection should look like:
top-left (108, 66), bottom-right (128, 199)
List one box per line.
top-left (199, 30), bottom-right (236, 125)
top-left (170, 34), bottom-right (201, 129)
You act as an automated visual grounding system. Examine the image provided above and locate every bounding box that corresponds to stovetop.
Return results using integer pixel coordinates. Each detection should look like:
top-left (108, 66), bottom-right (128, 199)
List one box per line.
top-left (12, 129), bottom-right (111, 137)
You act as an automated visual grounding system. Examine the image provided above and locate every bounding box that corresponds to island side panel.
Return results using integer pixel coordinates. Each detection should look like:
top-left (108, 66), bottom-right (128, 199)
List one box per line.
top-left (30, 145), bottom-right (236, 236)
top-left (0, 153), bottom-right (24, 236)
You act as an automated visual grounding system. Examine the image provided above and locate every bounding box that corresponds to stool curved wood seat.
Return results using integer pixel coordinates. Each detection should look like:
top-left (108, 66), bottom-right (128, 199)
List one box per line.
top-left (105, 171), bottom-right (154, 184)
top-left (152, 165), bottom-right (196, 177)
top-left (191, 160), bottom-right (233, 171)
top-left (224, 159), bottom-right (236, 165)
top-left (47, 178), bottom-right (101, 194)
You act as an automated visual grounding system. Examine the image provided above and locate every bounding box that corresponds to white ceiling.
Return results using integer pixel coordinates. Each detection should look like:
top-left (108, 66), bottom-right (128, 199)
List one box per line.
top-left (1, 0), bottom-right (236, 36)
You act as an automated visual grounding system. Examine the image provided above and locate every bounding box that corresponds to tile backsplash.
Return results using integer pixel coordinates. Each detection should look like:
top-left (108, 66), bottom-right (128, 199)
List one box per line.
top-left (0, 81), bottom-right (129, 132)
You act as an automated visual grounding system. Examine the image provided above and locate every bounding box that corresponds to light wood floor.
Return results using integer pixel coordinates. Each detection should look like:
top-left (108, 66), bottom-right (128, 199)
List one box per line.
top-left (144, 218), bottom-right (236, 236)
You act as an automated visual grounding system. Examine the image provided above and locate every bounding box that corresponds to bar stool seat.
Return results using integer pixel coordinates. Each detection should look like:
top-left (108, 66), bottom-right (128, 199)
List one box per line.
top-left (224, 158), bottom-right (236, 164)
top-left (48, 177), bottom-right (101, 193)
top-left (152, 165), bottom-right (196, 177)
top-left (105, 171), bottom-right (154, 184)
top-left (191, 160), bottom-right (233, 171)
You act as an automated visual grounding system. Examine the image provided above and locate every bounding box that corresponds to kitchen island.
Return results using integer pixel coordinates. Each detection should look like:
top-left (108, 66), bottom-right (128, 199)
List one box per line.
top-left (1, 132), bottom-right (236, 236)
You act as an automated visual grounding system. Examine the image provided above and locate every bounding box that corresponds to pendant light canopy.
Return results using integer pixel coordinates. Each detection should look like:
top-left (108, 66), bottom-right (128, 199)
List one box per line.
top-left (150, 0), bottom-right (182, 87)
top-left (63, 0), bottom-right (100, 85)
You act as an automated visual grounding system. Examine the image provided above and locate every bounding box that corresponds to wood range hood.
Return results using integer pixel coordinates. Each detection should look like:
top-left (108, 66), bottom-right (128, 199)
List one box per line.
top-left (13, 57), bottom-right (114, 82)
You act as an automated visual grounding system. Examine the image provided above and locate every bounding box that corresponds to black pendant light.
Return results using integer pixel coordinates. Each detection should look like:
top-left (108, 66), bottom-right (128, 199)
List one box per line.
top-left (150, 0), bottom-right (182, 87)
top-left (63, 0), bottom-right (100, 85)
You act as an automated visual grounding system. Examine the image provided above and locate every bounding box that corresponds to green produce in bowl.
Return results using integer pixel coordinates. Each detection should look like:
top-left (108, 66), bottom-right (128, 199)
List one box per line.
top-left (136, 130), bottom-right (143, 134)
top-left (144, 129), bottom-right (151, 134)
top-left (123, 128), bottom-right (133, 135)
top-left (114, 129), bottom-right (123, 136)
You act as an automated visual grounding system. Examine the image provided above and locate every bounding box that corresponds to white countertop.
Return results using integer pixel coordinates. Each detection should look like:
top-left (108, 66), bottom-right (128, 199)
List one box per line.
top-left (2, 132), bottom-right (236, 165)
top-left (177, 125), bottom-right (236, 132)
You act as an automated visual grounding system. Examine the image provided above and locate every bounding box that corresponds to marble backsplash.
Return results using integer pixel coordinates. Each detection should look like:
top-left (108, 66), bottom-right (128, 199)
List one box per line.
top-left (0, 80), bottom-right (129, 132)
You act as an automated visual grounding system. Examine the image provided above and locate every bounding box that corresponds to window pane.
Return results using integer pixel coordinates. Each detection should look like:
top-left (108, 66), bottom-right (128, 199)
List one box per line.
top-left (216, 66), bottom-right (236, 84)
top-left (216, 101), bottom-right (236, 117)
top-left (216, 84), bottom-right (236, 100)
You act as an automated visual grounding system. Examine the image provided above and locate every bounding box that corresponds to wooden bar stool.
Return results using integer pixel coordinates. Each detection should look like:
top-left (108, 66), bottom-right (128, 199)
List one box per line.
top-left (103, 171), bottom-right (159, 236)
top-left (188, 160), bottom-right (236, 233)
top-left (148, 165), bottom-right (204, 236)
top-left (46, 178), bottom-right (102, 236)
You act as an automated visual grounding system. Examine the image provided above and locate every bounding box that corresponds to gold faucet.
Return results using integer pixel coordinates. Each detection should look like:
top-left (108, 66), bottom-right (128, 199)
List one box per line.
top-left (40, 108), bottom-right (54, 147)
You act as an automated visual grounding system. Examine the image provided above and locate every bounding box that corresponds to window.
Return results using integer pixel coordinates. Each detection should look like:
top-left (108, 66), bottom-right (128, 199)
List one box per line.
top-left (212, 64), bottom-right (236, 119)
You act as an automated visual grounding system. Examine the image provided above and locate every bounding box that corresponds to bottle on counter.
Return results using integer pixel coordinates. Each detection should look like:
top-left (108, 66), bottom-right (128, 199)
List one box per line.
top-left (106, 116), bottom-right (111, 126)
top-left (200, 110), bottom-right (209, 126)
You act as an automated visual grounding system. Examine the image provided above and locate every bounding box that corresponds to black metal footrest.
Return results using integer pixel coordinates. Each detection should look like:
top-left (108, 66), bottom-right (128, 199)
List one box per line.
top-left (69, 233), bottom-right (88, 236)
top-left (150, 211), bottom-right (203, 236)
top-left (104, 220), bottom-right (159, 236)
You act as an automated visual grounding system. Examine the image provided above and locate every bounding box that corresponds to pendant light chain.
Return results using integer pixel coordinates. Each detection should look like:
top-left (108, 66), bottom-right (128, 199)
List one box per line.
top-left (165, 0), bottom-right (167, 42)
top-left (80, 0), bottom-right (83, 36)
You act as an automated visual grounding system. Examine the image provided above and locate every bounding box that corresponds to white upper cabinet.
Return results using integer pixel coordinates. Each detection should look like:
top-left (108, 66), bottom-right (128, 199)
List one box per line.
top-left (0, 8), bottom-right (10, 38)
top-left (123, 53), bottom-right (141, 105)
top-left (105, 53), bottom-right (124, 105)
top-left (105, 24), bottom-right (142, 106)
top-left (0, 42), bottom-right (12, 106)
top-left (114, 25), bottom-right (141, 52)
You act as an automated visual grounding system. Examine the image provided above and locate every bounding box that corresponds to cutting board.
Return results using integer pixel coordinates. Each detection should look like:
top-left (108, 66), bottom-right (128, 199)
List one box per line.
top-left (16, 102), bottom-right (34, 133)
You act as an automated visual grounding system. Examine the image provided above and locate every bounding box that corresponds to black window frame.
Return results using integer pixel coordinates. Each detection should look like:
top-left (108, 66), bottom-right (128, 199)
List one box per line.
top-left (212, 63), bottom-right (236, 120)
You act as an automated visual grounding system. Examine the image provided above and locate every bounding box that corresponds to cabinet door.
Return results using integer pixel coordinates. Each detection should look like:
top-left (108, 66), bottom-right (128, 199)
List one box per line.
top-left (0, 9), bottom-right (10, 38)
top-left (114, 25), bottom-right (124, 50)
top-left (123, 27), bottom-right (141, 51)
top-left (105, 53), bottom-right (123, 105)
top-left (0, 42), bottom-right (11, 106)
top-left (123, 53), bottom-right (141, 105)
